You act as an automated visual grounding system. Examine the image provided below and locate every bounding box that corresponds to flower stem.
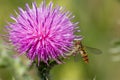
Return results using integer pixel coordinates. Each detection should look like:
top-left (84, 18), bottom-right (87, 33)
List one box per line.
top-left (37, 61), bottom-right (57, 80)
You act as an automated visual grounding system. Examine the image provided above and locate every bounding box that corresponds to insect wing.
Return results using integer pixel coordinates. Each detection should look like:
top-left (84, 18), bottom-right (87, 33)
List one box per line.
top-left (74, 53), bottom-right (81, 62)
top-left (85, 46), bottom-right (102, 54)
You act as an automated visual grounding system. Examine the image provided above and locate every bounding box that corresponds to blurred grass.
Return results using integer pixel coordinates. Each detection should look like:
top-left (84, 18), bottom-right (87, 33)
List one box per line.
top-left (0, 0), bottom-right (120, 80)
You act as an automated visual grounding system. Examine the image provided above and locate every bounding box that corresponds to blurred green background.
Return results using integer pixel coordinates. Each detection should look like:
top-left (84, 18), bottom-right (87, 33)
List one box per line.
top-left (0, 0), bottom-right (120, 80)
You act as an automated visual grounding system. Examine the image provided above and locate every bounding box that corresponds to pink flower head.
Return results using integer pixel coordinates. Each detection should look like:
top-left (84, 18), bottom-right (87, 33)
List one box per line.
top-left (6, 1), bottom-right (82, 64)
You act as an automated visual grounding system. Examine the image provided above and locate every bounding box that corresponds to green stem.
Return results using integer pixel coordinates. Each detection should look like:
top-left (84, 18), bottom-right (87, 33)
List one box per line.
top-left (37, 61), bottom-right (57, 80)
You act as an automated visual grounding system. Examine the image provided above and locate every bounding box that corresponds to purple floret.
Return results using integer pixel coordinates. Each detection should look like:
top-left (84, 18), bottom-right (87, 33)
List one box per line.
top-left (6, 1), bottom-right (81, 64)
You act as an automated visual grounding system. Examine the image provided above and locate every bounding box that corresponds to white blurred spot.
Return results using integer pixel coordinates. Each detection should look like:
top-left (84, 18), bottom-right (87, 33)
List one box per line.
top-left (111, 56), bottom-right (120, 62)
top-left (109, 47), bottom-right (120, 54)
top-left (12, 77), bottom-right (15, 80)
top-left (93, 75), bottom-right (96, 80)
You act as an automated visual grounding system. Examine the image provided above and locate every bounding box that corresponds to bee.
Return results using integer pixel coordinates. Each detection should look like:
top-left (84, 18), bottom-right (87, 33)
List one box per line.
top-left (66, 40), bottom-right (102, 63)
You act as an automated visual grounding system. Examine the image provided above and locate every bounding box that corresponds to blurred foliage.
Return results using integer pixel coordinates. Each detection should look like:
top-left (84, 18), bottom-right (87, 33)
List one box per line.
top-left (0, 40), bottom-right (34, 80)
top-left (0, 0), bottom-right (120, 80)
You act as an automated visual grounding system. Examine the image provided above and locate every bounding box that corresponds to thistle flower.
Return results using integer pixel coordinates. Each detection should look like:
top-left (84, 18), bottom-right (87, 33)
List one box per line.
top-left (6, 1), bottom-right (82, 65)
